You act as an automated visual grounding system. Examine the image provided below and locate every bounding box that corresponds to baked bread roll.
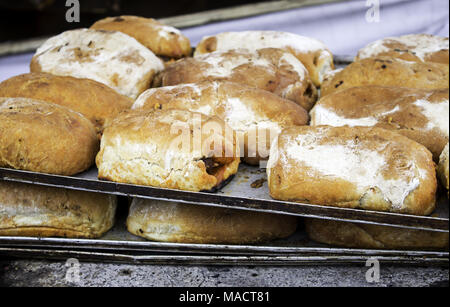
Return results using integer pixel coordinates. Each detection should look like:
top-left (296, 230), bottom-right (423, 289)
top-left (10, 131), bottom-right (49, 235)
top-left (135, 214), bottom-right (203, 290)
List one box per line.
top-left (310, 86), bottom-right (449, 160)
top-left (0, 73), bottom-right (133, 135)
top-left (438, 143), bottom-right (449, 192)
top-left (0, 181), bottom-right (117, 238)
top-left (127, 198), bottom-right (298, 244)
top-left (356, 34), bottom-right (449, 65)
top-left (132, 81), bottom-right (309, 165)
top-left (153, 48), bottom-right (318, 111)
top-left (30, 29), bottom-right (164, 99)
top-left (195, 31), bottom-right (334, 87)
top-left (305, 219), bottom-right (449, 250)
top-left (321, 57), bottom-right (449, 97)
top-left (0, 98), bottom-right (98, 176)
top-left (267, 126), bottom-right (437, 215)
top-left (91, 16), bottom-right (192, 59)
top-left (96, 109), bottom-right (240, 192)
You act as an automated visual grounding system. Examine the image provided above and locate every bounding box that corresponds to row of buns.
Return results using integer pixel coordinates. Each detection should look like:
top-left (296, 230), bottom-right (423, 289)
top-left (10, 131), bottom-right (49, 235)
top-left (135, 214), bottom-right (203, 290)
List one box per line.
top-left (0, 16), bottom-right (449, 250)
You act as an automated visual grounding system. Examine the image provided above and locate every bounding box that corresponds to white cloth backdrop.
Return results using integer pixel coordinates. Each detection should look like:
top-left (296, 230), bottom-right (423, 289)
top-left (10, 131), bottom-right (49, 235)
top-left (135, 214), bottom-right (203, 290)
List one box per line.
top-left (0, 0), bottom-right (448, 82)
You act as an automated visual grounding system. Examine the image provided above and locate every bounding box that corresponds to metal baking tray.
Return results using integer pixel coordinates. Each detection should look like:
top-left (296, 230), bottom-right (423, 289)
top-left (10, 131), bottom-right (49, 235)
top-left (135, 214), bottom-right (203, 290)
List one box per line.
top-left (0, 165), bottom-right (448, 233)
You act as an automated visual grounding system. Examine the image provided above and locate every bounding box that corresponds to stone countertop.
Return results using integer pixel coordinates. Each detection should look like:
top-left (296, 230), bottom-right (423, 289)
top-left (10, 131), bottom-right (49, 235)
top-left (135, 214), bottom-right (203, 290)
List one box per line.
top-left (0, 259), bottom-right (448, 287)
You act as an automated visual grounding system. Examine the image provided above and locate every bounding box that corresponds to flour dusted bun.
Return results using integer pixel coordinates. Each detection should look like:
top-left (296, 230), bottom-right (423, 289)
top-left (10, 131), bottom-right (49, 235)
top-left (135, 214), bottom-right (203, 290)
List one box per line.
top-left (91, 16), bottom-right (192, 59)
top-left (127, 198), bottom-right (298, 244)
top-left (305, 219), bottom-right (449, 250)
top-left (310, 86), bottom-right (449, 160)
top-left (438, 143), bottom-right (449, 192)
top-left (30, 29), bottom-right (164, 99)
top-left (356, 34), bottom-right (449, 65)
top-left (153, 48), bottom-right (318, 111)
top-left (0, 98), bottom-right (98, 175)
top-left (0, 73), bottom-right (133, 135)
top-left (96, 109), bottom-right (240, 192)
top-left (321, 57), bottom-right (449, 97)
top-left (0, 181), bottom-right (117, 239)
top-left (267, 126), bottom-right (437, 215)
top-left (133, 81), bottom-right (309, 165)
top-left (195, 31), bottom-right (334, 87)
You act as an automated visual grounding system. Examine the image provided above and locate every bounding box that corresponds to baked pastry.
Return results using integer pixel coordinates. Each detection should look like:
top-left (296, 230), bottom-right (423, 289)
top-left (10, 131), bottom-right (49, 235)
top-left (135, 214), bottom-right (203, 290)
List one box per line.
top-left (91, 16), bottom-right (192, 59)
top-left (195, 31), bottom-right (334, 87)
top-left (0, 73), bottom-right (133, 135)
top-left (438, 143), bottom-right (449, 192)
top-left (267, 126), bottom-right (436, 215)
top-left (305, 219), bottom-right (449, 250)
top-left (153, 48), bottom-right (318, 111)
top-left (96, 109), bottom-right (240, 192)
top-left (0, 98), bottom-right (98, 175)
top-left (133, 81), bottom-right (309, 165)
top-left (310, 86), bottom-right (449, 160)
top-left (30, 29), bottom-right (164, 99)
top-left (0, 181), bottom-right (117, 238)
top-left (321, 56), bottom-right (449, 97)
top-left (356, 34), bottom-right (449, 65)
top-left (127, 198), bottom-right (298, 244)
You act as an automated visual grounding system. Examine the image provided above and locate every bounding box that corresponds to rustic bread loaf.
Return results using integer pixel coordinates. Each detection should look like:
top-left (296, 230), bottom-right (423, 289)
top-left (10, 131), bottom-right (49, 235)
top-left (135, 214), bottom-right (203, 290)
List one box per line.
top-left (305, 219), bottom-right (449, 250)
top-left (439, 143), bottom-right (449, 192)
top-left (30, 29), bottom-right (164, 99)
top-left (91, 16), bottom-right (192, 59)
top-left (0, 98), bottom-right (99, 175)
top-left (267, 126), bottom-right (437, 215)
top-left (127, 198), bottom-right (298, 244)
top-left (153, 48), bottom-right (318, 111)
top-left (133, 81), bottom-right (309, 165)
top-left (96, 109), bottom-right (240, 192)
top-left (310, 86), bottom-right (449, 160)
top-left (0, 181), bottom-right (117, 238)
top-left (356, 34), bottom-right (449, 64)
top-left (0, 73), bottom-right (133, 135)
top-left (195, 31), bottom-right (334, 87)
top-left (321, 57), bottom-right (449, 97)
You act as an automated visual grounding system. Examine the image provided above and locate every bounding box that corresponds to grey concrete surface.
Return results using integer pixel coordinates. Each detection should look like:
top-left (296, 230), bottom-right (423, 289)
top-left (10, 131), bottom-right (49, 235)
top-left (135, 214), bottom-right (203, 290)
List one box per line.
top-left (0, 259), bottom-right (448, 287)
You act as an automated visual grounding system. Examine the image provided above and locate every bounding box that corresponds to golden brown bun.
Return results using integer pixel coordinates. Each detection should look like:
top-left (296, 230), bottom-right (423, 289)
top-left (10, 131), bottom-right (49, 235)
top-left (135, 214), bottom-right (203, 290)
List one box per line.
top-left (305, 219), bottom-right (449, 250)
top-left (91, 16), bottom-right (192, 59)
top-left (321, 57), bottom-right (449, 97)
top-left (0, 73), bottom-right (133, 135)
top-left (438, 143), bottom-right (449, 192)
top-left (194, 31), bottom-right (334, 87)
top-left (310, 86), bottom-right (449, 161)
top-left (0, 98), bottom-right (99, 175)
top-left (96, 109), bottom-right (240, 192)
top-left (356, 34), bottom-right (449, 65)
top-left (267, 126), bottom-right (437, 215)
top-left (153, 48), bottom-right (318, 111)
top-left (127, 198), bottom-right (298, 244)
top-left (30, 29), bottom-right (164, 99)
top-left (133, 81), bottom-right (309, 165)
top-left (0, 181), bottom-right (117, 238)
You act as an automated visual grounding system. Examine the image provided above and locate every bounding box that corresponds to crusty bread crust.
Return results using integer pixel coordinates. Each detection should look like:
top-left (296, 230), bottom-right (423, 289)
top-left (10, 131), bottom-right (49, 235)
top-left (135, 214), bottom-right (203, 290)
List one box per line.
top-left (305, 219), bottom-right (449, 250)
top-left (91, 16), bottom-right (191, 58)
top-left (127, 198), bottom-right (298, 244)
top-left (96, 109), bottom-right (240, 192)
top-left (0, 181), bottom-right (117, 238)
top-left (133, 81), bottom-right (309, 165)
top-left (30, 29), bottom-right (164, 99)
top-left (356, 34), bottom-right (449, 64)
top-left (267, 126), bottom-right (437, 215)
top-left (311, 86), bottom-right (449, 161)
top-left (321, 57), bottom-right (449, 97)
top-left (195, 31), bottom-right (334, 87)
top-left (438, 143), bottom-right (449, 192)
top-left (154, 48), bottom-right (318, 111)
top-left (0, 73), bottom-right (133, 136)
top-left (0, 98), bottom-right (99, 176)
